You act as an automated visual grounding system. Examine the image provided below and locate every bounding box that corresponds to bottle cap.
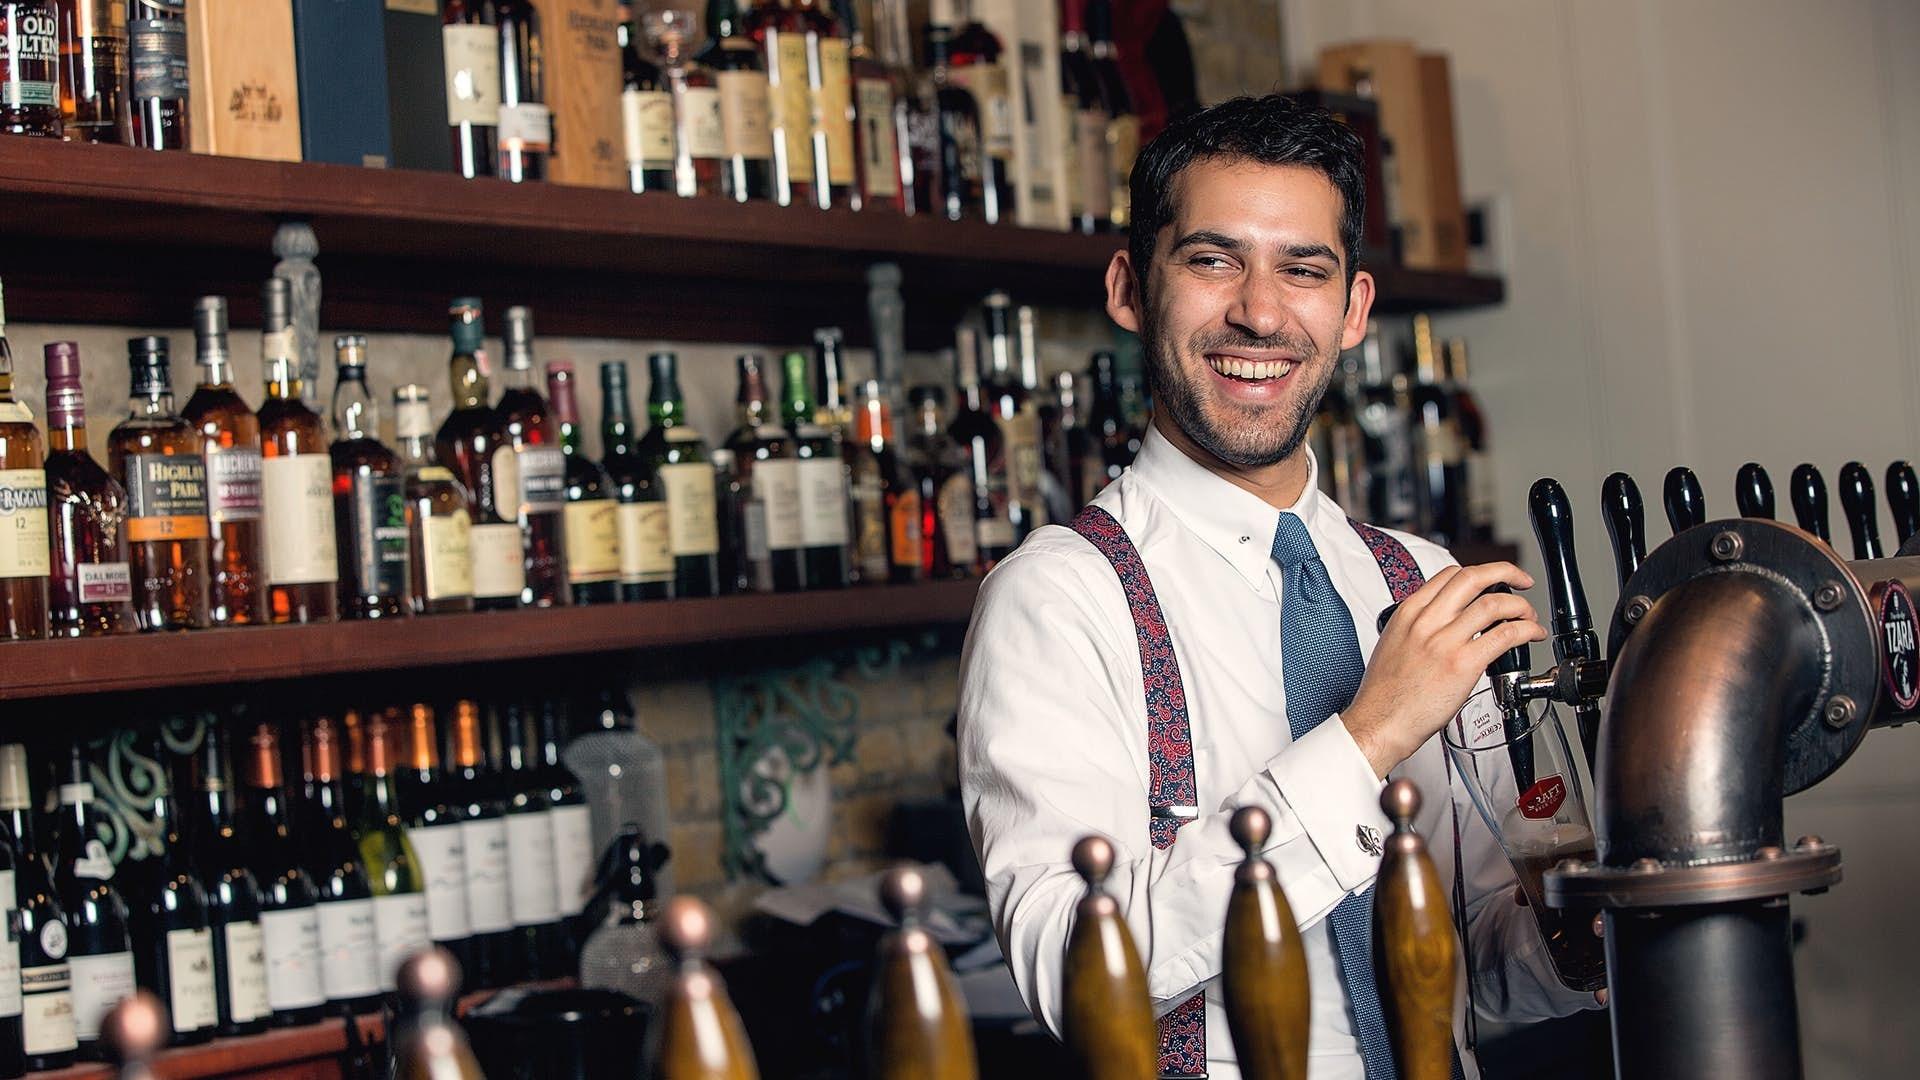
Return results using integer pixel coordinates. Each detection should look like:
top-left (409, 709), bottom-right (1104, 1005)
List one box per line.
top-left (449, 297), bottom-right (486, 354)
top-left (648, 352), bottom-right (680, 395)
top-left (503, 306), bottom-right (534, 370)
top-left (334, 335), bottom-right (369, 370)
top-left (194, 296), bottom-right (230, 365)
top-left (0, 745), bottom-right (29, 812)
top-left (127, 336), bottom-right (172, 396)
top-left (907, 384), bottom-right (946, 408)
top-left (546, 362), bottom-right (580, 425)
top-left (601, 359), bottom-right (630, 392)
top-left (813, 326), bottom-right (844, 347)
top-left (262, 277), bottom-right (292, 330)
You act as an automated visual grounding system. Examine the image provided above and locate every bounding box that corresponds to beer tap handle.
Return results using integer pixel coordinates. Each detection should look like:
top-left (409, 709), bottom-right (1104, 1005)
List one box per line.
top-left (1790, 463), bottom-right (1831, 542)
top-left (1839, 461), bottom-right (1884, 559)
top-left (1529, 478), bottom-right (1601, 769)
top-left (1223, 808), bottom-right (1310, 1080)
top-left (1663, 466), bottom-right (1707, 534)
top-left (870, 867), bottom-right (979, 1080)
top-left (1372, 781), bottom-right (1458, 1080)
top-left (1886, 461), bottom-right (1920, 547)
top-left (1599, 472), bottom-right (1646, 590)
top-left (1735, 462), bottom-right (1775, 519)
top-left (1482, 583), bottom-right (1535, 790)
top-left (1064, 837), bottom-right (1158, 1080)
top-left (659, 897), bottom-right (761, 1080)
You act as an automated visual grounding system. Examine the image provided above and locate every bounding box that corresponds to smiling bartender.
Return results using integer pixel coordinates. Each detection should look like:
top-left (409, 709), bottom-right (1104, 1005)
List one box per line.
top-left (957, 96), bottom-right (1599, 1079)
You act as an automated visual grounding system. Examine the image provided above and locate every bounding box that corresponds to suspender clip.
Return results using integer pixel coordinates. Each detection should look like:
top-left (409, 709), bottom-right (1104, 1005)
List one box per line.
top-left (1151, 805), bottom-right (1200, 821)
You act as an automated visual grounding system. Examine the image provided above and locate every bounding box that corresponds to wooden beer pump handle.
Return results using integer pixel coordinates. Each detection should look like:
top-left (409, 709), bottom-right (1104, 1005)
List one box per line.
top-left (1222, 807), bottom-right (1310, 1080)
top-left (1062, 835), bottom-right (1158, 1080)
top-left (867, 866), bottom-right (979, 1080)
top-left (657, 896), bottom-right (760, 1080)
top-left (1371, 780), bottom-right (1458, 1080)
top-left (100, 992), bottom-right (168, 1080)
top-left (391, 947), bottom-right (485, 1080)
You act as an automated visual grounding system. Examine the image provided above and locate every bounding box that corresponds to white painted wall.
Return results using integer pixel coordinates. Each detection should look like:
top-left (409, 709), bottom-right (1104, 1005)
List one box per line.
top-left (1281, 1), bottom-right (1920, 1073)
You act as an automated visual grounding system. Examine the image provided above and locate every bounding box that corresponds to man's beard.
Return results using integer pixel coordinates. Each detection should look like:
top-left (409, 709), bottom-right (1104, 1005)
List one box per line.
top-left (1143, 320), bottom-right (1339, 469)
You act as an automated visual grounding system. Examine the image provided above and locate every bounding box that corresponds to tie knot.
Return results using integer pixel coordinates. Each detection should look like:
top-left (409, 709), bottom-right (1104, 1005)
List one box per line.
top-left (1271, 514), bottom-right (1322, 569)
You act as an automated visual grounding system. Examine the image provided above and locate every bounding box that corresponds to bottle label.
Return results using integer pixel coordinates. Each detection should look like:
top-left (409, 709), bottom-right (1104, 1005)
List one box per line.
top-left (853, 473), bottom-right (886, 581)
top-left (1075, 108), bottom-right (1112, 219)
top-left (123, 452), bottom-right (210, 542)
top-left (422, 507), bottom-right (475, 601)
top-left (855, 77), bottom-right (900, 197)
top-left (469, 521), bottom-right (526, 600)
top-left (223, 920), bottom-right (269, 1025)
top-left (496, 102), bottom-right (552, 153)
top-left (347, 472), bottom-right (409, 601)
top-left (442, 24), bottom-right (499, 127)
top-left (206, 448), bottom-right (263, 524)
top-left (798, 456), bottom-right (849, 547)
top-left (405, 822), bottom-right (471, 942)
top-left (564, 499), bottom-right (620, 584)
top-left (0, 468), bottom-right (50, 579)
top-left (258, 906), bottom-right (325, 1012)
top-left (20, 963), bottom-right (75, 1055)
top-left (890, 490), bottom-right (922, 570)
top-left (548, 803), bottom-right (594, 918)
top-left (0, 869), bottom-right (17, 1019)
top-left (0, 3), bottom-right (57, 108)
top-left (743, 499), bottom-right (770, 589)
top-left (165, 926), bottom-right (218, 1034)
top-left (755, 458), bottom-right (804, 552)
top-left (937, 474), bottom-right (979, 567)
top-left (505, 445), bottom-right (566, 513)
top-left (68, 951), bottom-right (133, 1041)
top-left (950, 62), bottom-right (1013, 160)
top-left (77, 561), bottom-right (133, 604)
top-left (505, 812), bottom-right (559, 925)
top-left (768, 31), bottom-right (813, 182)
top-left (681, 84), bottom-right (726, 160)
top-left (372, 894), bottom-right (431, 993)
top-left (996, 408), bottom-right (1045, 523)
top-left (975, 513), bottom-right (1015, 550)
top-left (617, 502), bottom-right (673, 584)
top-left (127, 16), bottom-right (187, 101)
top-left (1106, 114), bottom-right (1140, 223)
top-left (816, 37), bottom-right (856, 185)
top-left (621, 87), bottom-right (674, 168)
top-left (316, 898), bottom-right (379, 1001)
top-left (660, 461), bottom-right (719, 557)
top-left (716, 69), bottom-right (774, 160)
top-left (262, 454), bottom-right (338, 585)
top-left (458, 817), bottom-right (513, 933)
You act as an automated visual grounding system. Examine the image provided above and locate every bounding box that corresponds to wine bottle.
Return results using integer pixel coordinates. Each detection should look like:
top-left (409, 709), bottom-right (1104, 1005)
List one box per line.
top-left (240, 722), bottom-right (325, 1026)
top-left (498, 702), bottom-right (568, 979)
top-left (303, 718), bottom-right (381, 1013)
top-left (637, 352), bottom-right (721, 598)
top-left (0, 787), bottom-right (20, 1078)
top-left (188, 721), bottom-right (269, 1037)
top-left (448, 701), bottom-right (514, 988)
top-left (601, 361), bottom-right (673, 601)
top-left (51, 745), bottom-right (135, 1058)
top-left (536, 700), bottom-right (594, 931)
top-left (359, 712), bottom-right (432, 995)
top-left (397, 705), bottom-right (474, 979)
top-left (132, 734), bottom-right (217, 1046)
top-left (0, 745), bottom-right (75, 1070)
top-left (496, 308), bottom-right (569, 609)
top-left (436, 299), bottom-right (525, 612)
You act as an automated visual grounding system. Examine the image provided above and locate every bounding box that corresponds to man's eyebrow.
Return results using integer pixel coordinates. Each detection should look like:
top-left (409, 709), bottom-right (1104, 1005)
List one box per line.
top-left (1170, 229), bottom-right (1246, 252)
top-left (1283, 242), bottom-right (1341, 263)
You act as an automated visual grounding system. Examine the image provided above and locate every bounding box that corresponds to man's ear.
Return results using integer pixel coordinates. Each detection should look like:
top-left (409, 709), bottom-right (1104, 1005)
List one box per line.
top-left (1340, 269), bottom-right (1376, 350)
top-left (1105, 251), bottom-right (1143, 335)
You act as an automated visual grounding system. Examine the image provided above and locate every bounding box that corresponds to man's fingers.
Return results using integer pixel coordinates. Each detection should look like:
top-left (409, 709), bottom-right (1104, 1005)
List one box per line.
top-left (1424, 562), bottom-right (1535, 623)
top-left (1450, 592), bottom-right (1539, 641)
top-left (1392, 565), bottom-right (1460, 625)
top-left (1463, 619), bottom-right (1548, 670)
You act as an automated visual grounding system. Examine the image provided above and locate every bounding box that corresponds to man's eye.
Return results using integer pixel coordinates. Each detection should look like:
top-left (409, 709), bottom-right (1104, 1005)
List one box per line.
top-left (1286, 266), bottom-right (1331, 281)
top-left (1189, 255), bottom-right (1231, 269)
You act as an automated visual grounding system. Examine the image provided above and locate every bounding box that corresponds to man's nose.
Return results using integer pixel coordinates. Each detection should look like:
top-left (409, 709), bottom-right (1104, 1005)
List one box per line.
top-left (1226, 273), bottom-right (1289, 340)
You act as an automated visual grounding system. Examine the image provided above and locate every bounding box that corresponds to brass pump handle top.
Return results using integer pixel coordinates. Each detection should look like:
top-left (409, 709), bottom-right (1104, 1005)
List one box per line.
top-left (868, 867), bottom-right (979, 1080)
top-left (1223, 806), bottom-right (1311, 1080)
top-left (1063, 835), bottom-right (1159, 1080)
top-left (1371, 781), bottom-right (1458, 1080)
top-left (657, 896), bottom-right (761, 1080)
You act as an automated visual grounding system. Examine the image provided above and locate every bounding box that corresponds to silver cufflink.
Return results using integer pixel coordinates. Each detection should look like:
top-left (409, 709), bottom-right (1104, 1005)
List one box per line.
top-left (1357, 824), bottom-right (1383, 856)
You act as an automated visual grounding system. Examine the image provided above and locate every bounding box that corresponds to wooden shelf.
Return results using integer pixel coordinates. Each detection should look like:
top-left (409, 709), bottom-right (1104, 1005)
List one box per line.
top-left (0, 579), bottom-right (981, 701)
top-left (0, 139), bottom-right (1503, 349)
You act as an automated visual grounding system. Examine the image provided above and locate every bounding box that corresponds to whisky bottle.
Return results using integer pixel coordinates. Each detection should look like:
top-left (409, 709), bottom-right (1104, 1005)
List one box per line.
top-left (397, 705), bottom-right (474, 980)
top-left (699, 0), bottom-right (774, 203)
top-left (186, 722), bottom-right (268, 1038)
top-left (497, 307), bottom-right (568, 608)
top-left (948, 327), bottom-right (1013, 566)
top-left (0, 0), bottom-right (62, 137)
top-left (358, 713), bottom-right (431, 995)
top-left (906, 386), bottom-right (976, 578)
top-left (42, 343), bottom-right (133, 637)
top-left (711, 447), bottom-right (750, 594)
top-left (941, 0), bottom-right (1012, 223)
top-left (924, 14), bottom-right (984, 222)
top-left (448, 701), bottom-right (513, 989)
top-left (724, 354), bottom-right (801, 593)
top-left (302, 718), bottom-right (381, 1013)
top-left (126, 0), bottom-right (186, 149)
top-left (797, 0), bottom-right (855, 210)
top-left (548, 362), bottom-right (619, 605)
top-left (746, 0), bottom-right (813, 206)
top-left (839, 0), bottom-right (903, 212)
top-left (1084, 349), bottom-right (1137, 501)
top-left (638, 9), bottom-right (724, 199)
top-left (783, 350), bottom-right (849, 589)
top-left (436, 298), bottom-right (525, 611)
top-left (258, 279), bottom-right (340, 624)
top-left (51, 744), bottom-right (134, 1058)
top-left (442, 0), bottom-right (500, 179)
top-left (1355, 322), bottom-right (1417, 531)
top-left (395, 385), bottom-right (475, 615)
top-left (183, 297), bottom-right (267, 627)
top-left (329, 337), bottom-right (410, 620)
top-left (132, 734), bottom-right (218, 1046)
top-left (638, 352), bottom-right (720, 598)
top-left (497, 702), bottom-right (568, 979)
top-left (1058, 0), bottom-right (1109, 234)
top-left (1446, 339), bottom-right (1496, 543)
top-left (108, 335), bottom-right (211, 631)
top-left (618, 3), bottom-right (674, 194)
top-left (849, 380), bottom-right (920, 584)
top-left (495, 0), bottom-right (548, 182)
top-left (239, 722), bottom-right (325, 1026)
top-left (601, 361), bottom-right (672, 601)
top-left (55, 0), bottom-right (128, 143)
top-left (0, 285), bottom-right (47, 640)
top-left (1, 745), bottom-right (76, 1071)
top-left (981, 292), bottom-right (1043, 541)
top-left (1408, 314), bottom-right (1463, 545)
top-left (1085, 0), bottom-right (1136, 230)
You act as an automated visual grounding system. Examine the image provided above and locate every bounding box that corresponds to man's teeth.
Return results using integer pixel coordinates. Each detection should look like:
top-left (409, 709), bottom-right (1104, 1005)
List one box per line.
top-left (1208, 357), bottom-right (1295, 381)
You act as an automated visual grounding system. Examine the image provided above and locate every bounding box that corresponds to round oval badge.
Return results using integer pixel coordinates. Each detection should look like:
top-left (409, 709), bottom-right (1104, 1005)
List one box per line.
top-left (1874, 580), bottom-right (1920, 711)
top-left (38, 918), bottom-right (66, 960)
top-left (1518, 774), bottom-right (1567, 820)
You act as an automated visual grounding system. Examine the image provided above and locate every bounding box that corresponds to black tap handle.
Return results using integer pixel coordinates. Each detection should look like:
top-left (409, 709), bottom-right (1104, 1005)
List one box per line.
top-left (1839, 461), bottom-right (1884, 559)
top-left (1599, 472), bottom-right (1646, 590)
top-left (1734, 462), bottom-right (1775, 519)
top-left (1528, 478), bottom-right (1591, 637)
top-left (1663, 467), bottom-right (1706, 534)
top-left (1482, 583), bottom-right (1532, 678)
top-left (1790, 464), bottom-right (1830, 541)
top-left (1887, 461), bottom-right (1920, 546)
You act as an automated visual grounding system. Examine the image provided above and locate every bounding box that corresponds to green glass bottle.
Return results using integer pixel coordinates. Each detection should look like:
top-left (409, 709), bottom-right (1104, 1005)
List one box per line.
top-left (635, 353), bottom-right (720, 598)
top-left (782, 350), bottom-right (849, 589)
top-left (355, 713), bottom-right (430, 996)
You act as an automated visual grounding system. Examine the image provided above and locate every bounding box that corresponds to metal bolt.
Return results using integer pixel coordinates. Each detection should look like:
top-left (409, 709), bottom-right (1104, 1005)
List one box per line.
top-left (1813, 582), bottom-right (1846, 612)
top-left (1795, 835), bottom-right (1829, 852)
top-left (1823, 696), bottom-right (1857, 729)
top-left (1631, 857), bottom-right (1663, 873)
top-left (1554, 858), bottom-right (1589, 875)
top-left (1591, 913), bottom-right (1606, 939)
top-left (1710, 531), bottom-right (1745, 561)
top-left (1753, 846), bottom-right (1785, 861)
top-left (1622, 596), bottom-right (1653, 625)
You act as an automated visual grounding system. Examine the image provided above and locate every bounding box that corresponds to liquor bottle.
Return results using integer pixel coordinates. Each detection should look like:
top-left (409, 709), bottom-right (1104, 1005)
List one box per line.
top-left (126, 0), bottom-right (186, 149)
top-left (601, 361), bottom-right (672, 601)
top-left (746, 0), bottom-right (812, 206)
top-left (1018, 304), bottom-right (1066, 526)
top-left (849, 380), bottom-right (920, 584)
top-left (980, 293), bottom-right (1044, 541)
top-left (924, 14), bottom-right (984, 221)
top-left (496, 308), bottom-right (569, 607)
top-left (183, 297), bottom-right (266, 628)
top-left (395, 385), bottom-right (475, 615)
top-left (1058, 0), bottom-right (1108, 235)
top-left (1315, 347), bottom-right (1368, 516)
top-left (724, 355), bottom-right (800, 593)
top-left (698, 0), bottom-right (774, 203)
top-left (784, 350), bottom-right (849, 589)
top-left (132, 735), bottom-right (218, 1046)
top-left (618, 3), bottom-right (673, 194)
top-left (949, 328), bottom-right (1013, 566)
top-left (55, 0), bottom-right (128, 143)
top-left (108, 336), bottom-right (212, 632)
top-left (1408, 314), bottom-right (1462, 546)
top-left (711, 447), bottom-right (750, 595)
top-left (442, 0), bottom-right (499, 179)
top-left (813, 326), bottom-right (855, 442)
top-left (1, 745), bottom-right (76, 1070)
top-left (437, 299), bottom-right (525, 612)
top-left (1085, 0), bottom-right (1135, 231)
top-left (796, 0), bottom-right (855, 210)
top-left (1447, 339), bottom-right (1496, 544)
top-left (1083, 350), bottom-right (1137, 501)
top-left (258, 279), bottom-right (339, 624)
top-left (942, 0), bottom-right (1012, 223)
top-left (888, 0), bottom-right (937, 215)
top-left (186, 724), bottom-right (268, 1038)
top-left (51, 745), bottom-right (134, 1058)
top-left (358, 713), bottom-right (431, 995)
top-left (44, 342), bottom-right (135, 638)
top-left (447, 701), bottom-right (513, 989)
top-left (0, 287), bottom-right (46, 641)
top-left (637, 352), bottom-right (721, 598)
top-left (397, 705), bottom-right (474, 980)
top-left (497, 702), bottom-right (567, 980)
top-left (328, 337), bottom-right (411, 620)
top-left (535, 701), bottom-right (593, 929)
top-left (1355, 322), bottom-right (1417, 532)
top-left (495, 0), bottom-right (548, 182)
top-left (1041, 370), bottom-right (1082, 524)
top-left (0, 804), bottom-right (16, 1078)
top-left (906, 386), bottom-right (976, 579)
top-left (239, 722), bottom-right (325, 1026)
top-left (837, 0), bottom-right (902, 212)
top-left (2, 0), bottom-right (63, 137)
top-left (638, 9), bottom-right (724, 199)
top-left (302, 718), bottom-right (381, 1013)
top-left (547, 362), bottom-right (619, 605)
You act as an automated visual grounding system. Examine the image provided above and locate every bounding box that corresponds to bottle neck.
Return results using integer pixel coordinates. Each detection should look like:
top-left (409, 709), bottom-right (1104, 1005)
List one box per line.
top-left (263, 327), bottom-right (300, 400)
top-left (129, 389), bottom-right (175, 418)
top-left (603, 394), bottom-right (634, 454)
top-left (333, 370), bottom-right (375, 439)
top-left (649, 389), bottom-right (686, 430)
top-left (451, 350), bottom-right (490, 409)
top-left (397, 401), bottom-right (436, 465)
top-left (502, 359), bottom-right (537, 391)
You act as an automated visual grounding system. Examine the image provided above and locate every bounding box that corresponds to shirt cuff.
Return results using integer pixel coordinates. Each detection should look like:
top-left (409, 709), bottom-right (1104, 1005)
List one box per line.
top-left (1267, 715), bottom-right (1393, 893)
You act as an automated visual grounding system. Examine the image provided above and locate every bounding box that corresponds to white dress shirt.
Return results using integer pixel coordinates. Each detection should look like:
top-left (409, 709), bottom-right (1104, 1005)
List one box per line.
top-left (958, 427), bottom-right (1594, 1079)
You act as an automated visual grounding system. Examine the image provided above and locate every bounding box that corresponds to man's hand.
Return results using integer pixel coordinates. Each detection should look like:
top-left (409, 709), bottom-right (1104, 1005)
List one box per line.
top-left (1343, 562), bottom-right (1547, 778)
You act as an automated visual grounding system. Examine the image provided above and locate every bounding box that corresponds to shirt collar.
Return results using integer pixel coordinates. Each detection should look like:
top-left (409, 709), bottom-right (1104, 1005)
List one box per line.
top-left (1128, 424), bottom-right (1329, 591)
